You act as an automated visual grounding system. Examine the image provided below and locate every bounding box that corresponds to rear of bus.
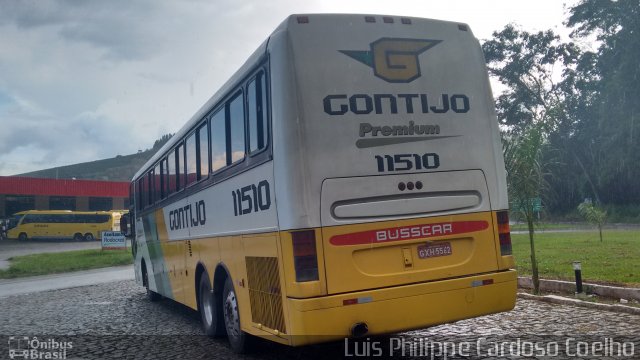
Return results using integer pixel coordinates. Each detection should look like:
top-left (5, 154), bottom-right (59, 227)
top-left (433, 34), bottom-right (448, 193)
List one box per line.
top-left (269, 15), bottom-right (516, 344)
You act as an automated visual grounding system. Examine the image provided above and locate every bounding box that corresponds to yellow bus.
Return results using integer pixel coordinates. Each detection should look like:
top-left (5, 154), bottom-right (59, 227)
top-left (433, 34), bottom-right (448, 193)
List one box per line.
top-left (123, 14), bottom-right (516, 353)
top-left (7, 210), bottom-right (122, 242)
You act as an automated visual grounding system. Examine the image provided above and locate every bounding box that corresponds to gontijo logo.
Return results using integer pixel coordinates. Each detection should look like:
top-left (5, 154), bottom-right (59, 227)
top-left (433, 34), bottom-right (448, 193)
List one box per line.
top-left (340, 38), bottom-right (441, 83)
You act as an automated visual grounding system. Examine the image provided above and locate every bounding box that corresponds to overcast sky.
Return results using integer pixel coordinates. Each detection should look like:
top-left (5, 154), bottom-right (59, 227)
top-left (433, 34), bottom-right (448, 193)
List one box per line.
top-left (0, 0), bottom-right (576, 176)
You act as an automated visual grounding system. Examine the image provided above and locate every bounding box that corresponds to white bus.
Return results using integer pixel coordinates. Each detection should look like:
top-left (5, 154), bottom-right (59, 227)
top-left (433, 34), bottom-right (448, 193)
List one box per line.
top-left (124, 14), bottom-right (516, 353)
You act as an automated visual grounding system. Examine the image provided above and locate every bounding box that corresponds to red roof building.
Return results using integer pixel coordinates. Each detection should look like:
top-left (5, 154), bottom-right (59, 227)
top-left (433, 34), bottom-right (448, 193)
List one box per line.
top-left (0, 177), bottom-right (130, 217)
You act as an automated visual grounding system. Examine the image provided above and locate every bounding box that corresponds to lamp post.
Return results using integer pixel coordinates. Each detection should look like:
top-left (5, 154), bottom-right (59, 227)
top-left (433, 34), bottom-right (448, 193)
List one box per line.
top-left (573, 261), bottom-right (583, 294)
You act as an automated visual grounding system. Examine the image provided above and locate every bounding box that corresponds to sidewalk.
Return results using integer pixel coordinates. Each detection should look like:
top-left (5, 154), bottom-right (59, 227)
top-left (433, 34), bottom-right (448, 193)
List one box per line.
top-left (0, 265), bottom-right (134, 298)
top-left (518, 276), bottom-right (640, 315)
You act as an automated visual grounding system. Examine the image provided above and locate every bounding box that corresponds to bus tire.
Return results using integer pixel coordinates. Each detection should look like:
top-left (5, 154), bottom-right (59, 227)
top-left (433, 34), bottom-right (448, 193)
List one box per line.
top-left (73, 233), bottom-right (83, 242)
top-left (18, 233), bottom-right (28, 242)
top-left (84, 233), bottom-right (95, 242)
top-left (198, 272), bottom-right (224, 337)
top-left (223, 276), bottom-right (250, 353)
top-left (142, 262), bottom-right (161, 302)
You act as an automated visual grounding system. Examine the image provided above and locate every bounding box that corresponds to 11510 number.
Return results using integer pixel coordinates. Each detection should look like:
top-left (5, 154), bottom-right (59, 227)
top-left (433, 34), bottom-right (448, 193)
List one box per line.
top-left (232, 180), bottom-right (271, 216)
top-left (375, 153), bottom-right (440, 172)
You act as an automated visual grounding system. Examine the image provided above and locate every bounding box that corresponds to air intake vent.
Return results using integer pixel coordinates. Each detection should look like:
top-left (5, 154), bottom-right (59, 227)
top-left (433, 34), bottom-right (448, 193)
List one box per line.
top-left (245, 257), bottom-right (286, 334)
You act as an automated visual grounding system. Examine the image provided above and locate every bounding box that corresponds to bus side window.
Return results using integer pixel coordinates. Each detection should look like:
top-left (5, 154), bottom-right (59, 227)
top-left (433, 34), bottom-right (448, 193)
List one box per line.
top-left (140, 177), bottom-right (148, 210)
top-left (176, 144), bottom-right (186, 191)
top-left (248, 71), bottom-right (268, 153)
top-left (129, 183), bottom-right (135, 210)
top-left (160, 157), bottom-right (169, 199)
top-left (210, 109), bottom-right (227, 172)
top-left (168, 149), bottom-right (176, 195)
top-left (197, 123), bottom-right (209, 179)
top-left (228, 92), bottom-right (245, 163)
top-left (147, 170), bottom-right (154, 206)
top-left (186, 133), bottom-right (197, 186)
top-left (154, 163), bottom-right (161, 202)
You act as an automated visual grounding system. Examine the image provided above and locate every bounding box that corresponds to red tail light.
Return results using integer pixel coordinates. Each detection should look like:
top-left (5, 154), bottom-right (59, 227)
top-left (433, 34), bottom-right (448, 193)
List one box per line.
top-left (497, 211), bottom-right (512, 255)
top-left (292, 230), bottom-right (319, 282)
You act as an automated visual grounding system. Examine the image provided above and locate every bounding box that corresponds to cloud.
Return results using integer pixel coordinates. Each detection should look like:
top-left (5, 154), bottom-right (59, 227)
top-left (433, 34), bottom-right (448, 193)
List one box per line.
top-left (0, 0), bottom-right (573, 176)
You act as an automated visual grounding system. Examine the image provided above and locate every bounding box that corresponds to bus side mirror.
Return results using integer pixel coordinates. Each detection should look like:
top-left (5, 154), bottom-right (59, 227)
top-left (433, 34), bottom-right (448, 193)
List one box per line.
top-left (120, 215), bottom-right (131, 238)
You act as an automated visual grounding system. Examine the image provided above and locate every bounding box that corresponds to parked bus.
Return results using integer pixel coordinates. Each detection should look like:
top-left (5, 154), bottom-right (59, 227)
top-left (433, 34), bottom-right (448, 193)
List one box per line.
top-left (7, 210), bottom-right (123, 241)
top-left (123, 14), bottom-right (516, 353)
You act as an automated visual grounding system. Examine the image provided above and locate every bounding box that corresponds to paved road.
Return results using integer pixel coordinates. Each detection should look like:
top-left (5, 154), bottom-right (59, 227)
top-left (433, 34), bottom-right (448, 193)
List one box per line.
top-left (0, 280), bottom-right (638, 359)
top-left (0, 265), bottom-right (134, 298)
top-left (0, 239), bottom-right (101, 270)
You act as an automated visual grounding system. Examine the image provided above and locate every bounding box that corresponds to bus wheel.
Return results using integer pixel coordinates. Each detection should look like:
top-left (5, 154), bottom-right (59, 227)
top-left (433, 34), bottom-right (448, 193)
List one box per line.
top-left (18, 233), bottom-right (28, 242)
top-left (84, 233), bottom-right (95, 242)
top-left (198, 273), bottom-right (224, 337)
top-left (223, 277), bottom-right (249, 353)
top-left (142, 263), bottom-right (161, 302)
top-left (73, 233), bottom-right (83, 242)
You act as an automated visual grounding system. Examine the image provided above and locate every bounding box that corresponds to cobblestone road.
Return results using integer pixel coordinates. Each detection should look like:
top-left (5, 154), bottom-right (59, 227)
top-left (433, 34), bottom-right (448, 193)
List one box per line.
top-left (0, 280), bottom-right (638, 359)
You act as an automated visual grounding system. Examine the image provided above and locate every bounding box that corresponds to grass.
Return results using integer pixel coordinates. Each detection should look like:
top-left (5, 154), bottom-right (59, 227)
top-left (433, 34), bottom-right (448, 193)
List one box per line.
top-left (0, 249), bottom-right (133, 279)
top-left (510, 222), bottom-right (586, 231)
top-left (512, 230), bottom-right (640, 286)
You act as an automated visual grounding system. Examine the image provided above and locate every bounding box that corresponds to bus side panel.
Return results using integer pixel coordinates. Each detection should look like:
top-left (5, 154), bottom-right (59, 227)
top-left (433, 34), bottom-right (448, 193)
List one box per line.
top-left (136, 213), bottom-right (174, 299)
top-left (162, 162), bottom-right (279, 314)
top-left (155, 208), bottom-right (185, 304)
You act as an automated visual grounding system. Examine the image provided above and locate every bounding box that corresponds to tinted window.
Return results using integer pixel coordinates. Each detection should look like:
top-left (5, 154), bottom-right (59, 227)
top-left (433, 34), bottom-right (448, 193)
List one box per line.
top-left (176, 144), bottom-right (185, 190)
top-left (147, 171), bottom-right (154, 206)
top-left (161, 158), bottom-right (169, 199)
top-left (210, 109), bottom-right (227, 172)
top-left (248, 72), bottom-right (268, 153)
top-left (197, 123), bottom-right (209, 179)
top-left (168, 150), bottom-right (176, 195)
top-left (154, 164), bottom-right (162, 202)
top-left (229, 93), bottom-right (245, 163)
top-left (49, 196), bottom-right (76, 211)
top-left (185, 133), bottom-right (197, 186)
top-left (141, 177), bottom-right (149, 208)
top-left (89, 197), bottom-right (113, 211)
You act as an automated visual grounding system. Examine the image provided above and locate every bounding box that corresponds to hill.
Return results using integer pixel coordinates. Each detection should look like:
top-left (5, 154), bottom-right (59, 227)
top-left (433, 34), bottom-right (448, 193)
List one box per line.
top-left (18, 134), bottom-right (172, 182)
top-left (18, 151), bottom-right (154, 182)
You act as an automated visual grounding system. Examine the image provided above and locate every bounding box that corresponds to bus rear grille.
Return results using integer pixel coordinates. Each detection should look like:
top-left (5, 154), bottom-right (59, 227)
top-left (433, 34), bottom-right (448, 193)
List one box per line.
top-left (245, 256), bottom-right (286, 334)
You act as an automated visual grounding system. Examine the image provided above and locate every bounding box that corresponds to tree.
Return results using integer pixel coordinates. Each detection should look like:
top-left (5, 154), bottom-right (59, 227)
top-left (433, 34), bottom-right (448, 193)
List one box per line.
top-left (503, 124), bottom-right (549, 294)
top-left (482, 25), bottom-right (581, 135)
top-left (152, 133), bottom-right (174, 151)
top-left (483, 25), bottom-right (573, 293)
top-left (577, 200), bottom-right (607, 242)
top-left (566, 0), bottom-right (640, 205)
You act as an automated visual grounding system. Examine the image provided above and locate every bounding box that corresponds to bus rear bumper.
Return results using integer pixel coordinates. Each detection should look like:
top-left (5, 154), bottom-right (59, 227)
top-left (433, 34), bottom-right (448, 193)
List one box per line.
top-left (283, 270), bottom-right (517, 346)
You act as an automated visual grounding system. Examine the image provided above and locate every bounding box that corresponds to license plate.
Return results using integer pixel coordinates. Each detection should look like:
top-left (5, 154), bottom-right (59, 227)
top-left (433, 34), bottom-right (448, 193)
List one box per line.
top-left (417, 242), bottom-right (452, 259)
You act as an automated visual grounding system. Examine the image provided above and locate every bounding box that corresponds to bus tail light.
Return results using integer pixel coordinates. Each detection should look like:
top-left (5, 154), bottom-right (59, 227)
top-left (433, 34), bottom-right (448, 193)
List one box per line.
top-left (292, 230), bottom-right (319, 282)
top-left (497, 211), bottom-right (512, 255)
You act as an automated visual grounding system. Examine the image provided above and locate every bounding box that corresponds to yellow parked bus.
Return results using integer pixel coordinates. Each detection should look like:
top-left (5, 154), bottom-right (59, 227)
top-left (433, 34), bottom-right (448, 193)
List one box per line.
top-left (7, 210), bottom-right (122, 242)
top-left (123, 14), bottom-right (516, 353)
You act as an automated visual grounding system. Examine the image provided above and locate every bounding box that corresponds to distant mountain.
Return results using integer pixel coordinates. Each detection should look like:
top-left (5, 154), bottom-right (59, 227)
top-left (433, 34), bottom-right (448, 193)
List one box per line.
top-left (17, 134), bottom-right (173, 182)
top-left (18, 150), bottom-right (153, 182)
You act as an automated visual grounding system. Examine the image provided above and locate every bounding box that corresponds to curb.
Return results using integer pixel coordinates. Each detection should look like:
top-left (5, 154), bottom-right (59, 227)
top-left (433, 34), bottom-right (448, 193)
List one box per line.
top-left (518, 292), bottom-right (640, 316)
top-left (518, 277), bottom-right (640, 301)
